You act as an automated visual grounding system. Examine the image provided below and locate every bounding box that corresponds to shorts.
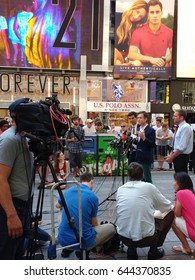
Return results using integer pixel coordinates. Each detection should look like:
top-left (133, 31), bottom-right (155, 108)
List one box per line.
top-left (69, 152), bottom-right (82, 169)
top-left (175, 216), bottom-right (189, 237)
top-left (157, 145), bottom-right (168, 157)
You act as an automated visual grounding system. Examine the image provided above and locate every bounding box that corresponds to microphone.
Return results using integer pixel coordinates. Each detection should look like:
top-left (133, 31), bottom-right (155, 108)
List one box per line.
top-left (121, 132), bottom-right (127, 142)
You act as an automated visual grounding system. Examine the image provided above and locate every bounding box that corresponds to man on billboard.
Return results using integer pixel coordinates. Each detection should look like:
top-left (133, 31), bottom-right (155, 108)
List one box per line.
top-left (127, 0), bottom-right (173, 67)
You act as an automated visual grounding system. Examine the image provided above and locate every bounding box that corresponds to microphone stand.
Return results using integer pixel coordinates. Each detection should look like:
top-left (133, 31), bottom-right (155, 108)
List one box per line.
top-left (121, 133), bottom-right (127, 185)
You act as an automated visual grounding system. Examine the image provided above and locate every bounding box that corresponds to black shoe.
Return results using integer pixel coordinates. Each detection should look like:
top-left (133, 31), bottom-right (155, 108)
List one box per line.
top-left (127, 247), bottom-right (138, 260)
top-left (22, 253), bottom-right (44, 260)
top-left (61, 248), bottom-right (72, 258)
top-left (75, 250), bottom-right (90, 260)
top-left (148, 247), bottom-right (164, 260)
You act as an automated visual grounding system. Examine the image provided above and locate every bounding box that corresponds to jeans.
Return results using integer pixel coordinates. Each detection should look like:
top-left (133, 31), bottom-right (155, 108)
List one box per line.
top-left (0, 198), bottom-right (30, 260)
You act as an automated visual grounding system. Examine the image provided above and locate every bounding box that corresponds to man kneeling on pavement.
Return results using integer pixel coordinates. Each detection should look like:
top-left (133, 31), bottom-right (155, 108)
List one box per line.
top-left (116, 162), bottom-right (174, 260)
top-left (57, 172), bottom-right (116, 259)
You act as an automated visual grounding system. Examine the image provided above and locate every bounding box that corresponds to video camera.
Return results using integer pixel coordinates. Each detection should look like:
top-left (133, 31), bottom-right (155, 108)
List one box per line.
top-left (15, 94), bottom-right (72, 157)
top-left (16, 94), bottom-right (71, 139)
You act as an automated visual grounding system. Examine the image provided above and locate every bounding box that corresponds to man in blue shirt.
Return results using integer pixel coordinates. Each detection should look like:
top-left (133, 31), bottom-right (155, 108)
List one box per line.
top-left (57, 172), bottom-right (116, 259)
top-left (166, 109), bottom-right (193, 173)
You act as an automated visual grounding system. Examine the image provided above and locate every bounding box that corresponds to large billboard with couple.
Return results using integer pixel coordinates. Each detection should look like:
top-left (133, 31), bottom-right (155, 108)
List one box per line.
top-left (114, 0), bottom-right (175, 79)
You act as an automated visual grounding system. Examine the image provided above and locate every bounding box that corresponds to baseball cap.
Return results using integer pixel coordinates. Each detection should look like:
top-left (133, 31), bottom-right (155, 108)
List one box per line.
top-left (86, 119), bottom-right (93, 123)
top-left (9, 98), bottom-right (30, 114)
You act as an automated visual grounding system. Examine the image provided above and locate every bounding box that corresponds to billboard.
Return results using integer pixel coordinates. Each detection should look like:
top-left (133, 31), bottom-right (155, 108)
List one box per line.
top-left (114, 0), bottom-right (175, 79)
top-left (0, 0), bottom-right (104, 69)
top-left (177, 0), bottom-right (195, 78)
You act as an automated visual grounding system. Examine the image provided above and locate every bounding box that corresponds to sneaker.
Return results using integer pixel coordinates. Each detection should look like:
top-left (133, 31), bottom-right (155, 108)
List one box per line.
top-left (148, 247), bottom-right (164, 260)
top-left (61, 248), bottom-right (72, 258)
top-left (127, 247), bottom-right (138, 260)
top-left (75, 250), bottom-right (90, 260)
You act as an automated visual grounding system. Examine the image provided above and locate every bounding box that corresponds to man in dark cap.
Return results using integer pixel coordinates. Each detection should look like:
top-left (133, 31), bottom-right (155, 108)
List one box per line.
top-left (0, 98), bottom-right (34, 259)
top-left (8, 97), bottom-right (30, 116)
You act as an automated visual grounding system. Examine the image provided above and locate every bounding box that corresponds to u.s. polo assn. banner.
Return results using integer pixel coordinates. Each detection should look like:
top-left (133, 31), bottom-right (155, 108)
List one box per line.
top-left (87, 101), bottom-right (151, 112)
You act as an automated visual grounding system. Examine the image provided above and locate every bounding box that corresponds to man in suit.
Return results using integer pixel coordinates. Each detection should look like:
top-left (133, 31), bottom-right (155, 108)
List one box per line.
top-left (127, 111), bottom-right (139, 164)
top-left (135, 111), bottom-right (155, 183)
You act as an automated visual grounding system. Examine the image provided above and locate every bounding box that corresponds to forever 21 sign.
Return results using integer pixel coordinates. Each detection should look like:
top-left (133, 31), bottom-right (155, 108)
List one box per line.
top-left (51, 0), bottom-right (103, 53)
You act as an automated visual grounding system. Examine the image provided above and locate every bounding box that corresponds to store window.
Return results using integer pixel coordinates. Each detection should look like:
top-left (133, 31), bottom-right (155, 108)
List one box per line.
top-left (149, 81), bottom-right (170, 104)
top-left (181, 82), bottom-right (195, 104)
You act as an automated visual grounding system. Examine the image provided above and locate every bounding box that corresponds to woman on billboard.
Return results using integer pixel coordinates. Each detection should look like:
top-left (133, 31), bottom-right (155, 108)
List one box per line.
top-left (114, 0), bottom-right (148, 65)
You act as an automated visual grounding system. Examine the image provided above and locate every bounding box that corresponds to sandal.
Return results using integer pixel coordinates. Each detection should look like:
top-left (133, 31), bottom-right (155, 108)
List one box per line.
top-left (172, 245), bottom-right (192, 255)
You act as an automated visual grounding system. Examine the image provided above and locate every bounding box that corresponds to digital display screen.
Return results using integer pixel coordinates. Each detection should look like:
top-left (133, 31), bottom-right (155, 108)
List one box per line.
top-left (0, 0), bottom-right (103, 69)
top-left (177, 0), bottom-right (195, 78)
top-left (114, 0), bottom-right (175, 79)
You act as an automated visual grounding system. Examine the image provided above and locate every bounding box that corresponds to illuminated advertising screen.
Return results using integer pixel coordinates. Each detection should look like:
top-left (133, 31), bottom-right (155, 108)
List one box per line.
top-left (0, 0), bottom-right (104, 69)
top-left (114, 0), bottom-right (175, 79)
top-left (177, 0), bottom-right (195, 78)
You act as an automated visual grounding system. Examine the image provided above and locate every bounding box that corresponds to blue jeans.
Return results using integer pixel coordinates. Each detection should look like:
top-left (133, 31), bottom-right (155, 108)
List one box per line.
top-left (23, 227), bottom-right (51, 253)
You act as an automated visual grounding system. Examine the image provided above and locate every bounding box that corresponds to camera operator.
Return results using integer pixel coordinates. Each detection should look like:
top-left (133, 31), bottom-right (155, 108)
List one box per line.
top-left (116, 162), bottom-right (174, 260)
top-left (0, 98), bottom-right (34, 260)
top-left (66, 115), bottom-right (85, 178)
top-left (57, 172), bottom-right (116, 259)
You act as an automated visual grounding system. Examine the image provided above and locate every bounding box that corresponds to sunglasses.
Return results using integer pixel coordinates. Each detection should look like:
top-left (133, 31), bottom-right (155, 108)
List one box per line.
top-left (121, 126), bottom-right (126, 127)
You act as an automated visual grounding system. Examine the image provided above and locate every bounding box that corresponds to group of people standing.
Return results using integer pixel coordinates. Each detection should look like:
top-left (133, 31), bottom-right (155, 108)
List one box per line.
top-left (127, 110), bottom-right (194, 181)
top-left (116, 109), bottom-right (195, 259)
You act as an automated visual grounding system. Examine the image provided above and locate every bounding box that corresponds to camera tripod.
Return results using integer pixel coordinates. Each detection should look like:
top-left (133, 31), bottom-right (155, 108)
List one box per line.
top-left (24, 136), bottom-right (84, 260)
top-left (98, 147), bottom-right (127, 207)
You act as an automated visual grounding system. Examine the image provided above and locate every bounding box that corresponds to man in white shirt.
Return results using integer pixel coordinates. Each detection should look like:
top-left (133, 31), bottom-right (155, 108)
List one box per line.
top-left (116, 162), bottom-right (174, 260)
top-left (83, 119), bottom-right (96, 135)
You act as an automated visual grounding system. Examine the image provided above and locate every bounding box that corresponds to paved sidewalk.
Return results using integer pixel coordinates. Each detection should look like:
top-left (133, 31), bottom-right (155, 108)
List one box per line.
top-left (33, 162), bottom-right (195, 261)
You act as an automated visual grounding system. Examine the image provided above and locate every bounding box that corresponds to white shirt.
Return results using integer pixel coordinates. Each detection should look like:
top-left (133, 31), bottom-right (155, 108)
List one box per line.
top-left (83, 125), bottom-right (96, 135)
top-left (116, 180), bottom-right (172, 241)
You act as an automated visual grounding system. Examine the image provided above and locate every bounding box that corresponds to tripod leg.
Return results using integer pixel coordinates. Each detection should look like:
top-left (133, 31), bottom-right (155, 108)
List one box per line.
top-left (122, 154), bottom-right (125, 185)
top-left (26, 159), bottom-right (48, 259)
top-left (47, 160), bottom-right (87, 259)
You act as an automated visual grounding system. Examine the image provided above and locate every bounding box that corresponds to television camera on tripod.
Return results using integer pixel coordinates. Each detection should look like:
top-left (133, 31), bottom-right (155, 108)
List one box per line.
top-left (14, 94), bottom-right (84, 260)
